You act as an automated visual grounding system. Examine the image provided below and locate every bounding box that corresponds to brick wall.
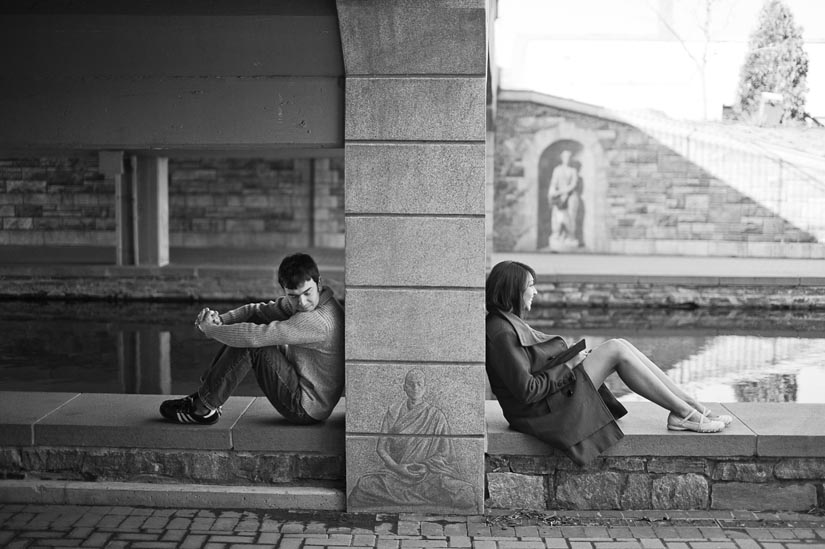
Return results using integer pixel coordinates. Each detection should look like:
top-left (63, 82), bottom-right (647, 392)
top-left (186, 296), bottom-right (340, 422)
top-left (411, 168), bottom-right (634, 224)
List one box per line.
top-left (0, 156), bottom-right (345, 249)
top-left (495, 100), bottom-right (823, 258)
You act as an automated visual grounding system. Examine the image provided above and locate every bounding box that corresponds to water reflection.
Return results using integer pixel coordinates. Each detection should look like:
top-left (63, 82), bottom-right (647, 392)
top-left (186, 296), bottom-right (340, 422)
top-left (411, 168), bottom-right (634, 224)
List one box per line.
top-left (529, 308), bottom-right (825, 404)
top-left (1, 300), bottom-right (823, 403)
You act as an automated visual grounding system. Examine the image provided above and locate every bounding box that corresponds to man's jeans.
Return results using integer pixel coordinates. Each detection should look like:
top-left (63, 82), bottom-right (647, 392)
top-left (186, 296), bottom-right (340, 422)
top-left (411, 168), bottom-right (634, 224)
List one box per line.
top-left (197, 342), bottom-right (318, 425)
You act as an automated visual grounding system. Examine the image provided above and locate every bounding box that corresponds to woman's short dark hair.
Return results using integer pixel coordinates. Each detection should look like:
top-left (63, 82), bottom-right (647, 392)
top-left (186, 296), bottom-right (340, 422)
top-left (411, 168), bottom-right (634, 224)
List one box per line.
top-left (486, 261), bottom-right (536, 317)
top-left (278, 253), bottom-right (320, 289)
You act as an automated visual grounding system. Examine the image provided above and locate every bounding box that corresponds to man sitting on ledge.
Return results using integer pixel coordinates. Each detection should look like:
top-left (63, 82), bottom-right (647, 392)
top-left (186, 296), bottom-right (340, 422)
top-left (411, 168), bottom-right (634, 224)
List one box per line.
top-left (160, 252), bottom-right (344, 426)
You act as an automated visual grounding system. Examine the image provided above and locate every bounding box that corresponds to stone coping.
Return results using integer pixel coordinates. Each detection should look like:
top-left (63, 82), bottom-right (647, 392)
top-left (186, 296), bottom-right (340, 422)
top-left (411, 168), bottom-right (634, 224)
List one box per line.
top-left (0, 392), bottom-right (345, 454)
top-left (486, 400), bottom-right (825, 458)
top-left (2, 391), bottom-right (824, 458)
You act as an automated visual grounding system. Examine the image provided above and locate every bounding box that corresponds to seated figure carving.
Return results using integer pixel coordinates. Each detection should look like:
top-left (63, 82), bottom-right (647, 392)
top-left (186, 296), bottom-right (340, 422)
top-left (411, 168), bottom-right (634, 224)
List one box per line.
top-left (348, 369), bottom-right (476, 510)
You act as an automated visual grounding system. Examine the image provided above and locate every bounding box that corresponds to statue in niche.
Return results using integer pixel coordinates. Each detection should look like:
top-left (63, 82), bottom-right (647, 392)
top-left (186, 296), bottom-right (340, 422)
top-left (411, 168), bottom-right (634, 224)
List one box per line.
top-left (347, 369), bottom-right (476, 511)
top-left (546, 149), bottom-right (583, 251)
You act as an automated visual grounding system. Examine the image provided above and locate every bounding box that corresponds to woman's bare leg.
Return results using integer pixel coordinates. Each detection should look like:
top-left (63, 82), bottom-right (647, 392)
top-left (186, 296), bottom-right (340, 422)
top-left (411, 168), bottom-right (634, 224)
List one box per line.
top-left (580, 339), bottom-right (694, 417)
top-left (613, 338), bottom-right (702, 409)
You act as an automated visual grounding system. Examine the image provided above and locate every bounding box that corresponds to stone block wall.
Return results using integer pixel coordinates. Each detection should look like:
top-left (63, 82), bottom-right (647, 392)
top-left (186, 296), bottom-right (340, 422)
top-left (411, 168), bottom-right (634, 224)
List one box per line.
top-left (487, 455), bottom-right (825, 511)
top-left (0, 157), bottom-right (113, 246)
top-left (494, 98), bottom-right (822, 257)
top-left (0, 447), bottom-right (344, 488)
top-left (0, 156), bottom-right (345, 249)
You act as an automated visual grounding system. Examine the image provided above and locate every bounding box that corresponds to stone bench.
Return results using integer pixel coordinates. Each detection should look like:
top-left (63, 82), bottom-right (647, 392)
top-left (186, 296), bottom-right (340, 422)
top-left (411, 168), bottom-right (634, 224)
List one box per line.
top-left (486, 400), bottom-right (825, 512)
top-left (2, 392), bottom-right (825, 512)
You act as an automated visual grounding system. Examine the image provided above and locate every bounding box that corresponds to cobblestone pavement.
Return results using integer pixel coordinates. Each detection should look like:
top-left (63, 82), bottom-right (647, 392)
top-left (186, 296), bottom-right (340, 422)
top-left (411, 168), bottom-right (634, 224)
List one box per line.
top-left (2, 504), bottom-right (825, 549)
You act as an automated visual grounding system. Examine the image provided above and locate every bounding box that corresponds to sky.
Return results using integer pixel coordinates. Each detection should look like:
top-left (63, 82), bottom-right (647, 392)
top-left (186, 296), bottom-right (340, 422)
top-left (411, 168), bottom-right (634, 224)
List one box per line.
top-left (494, 0), bottom-right (825, 120)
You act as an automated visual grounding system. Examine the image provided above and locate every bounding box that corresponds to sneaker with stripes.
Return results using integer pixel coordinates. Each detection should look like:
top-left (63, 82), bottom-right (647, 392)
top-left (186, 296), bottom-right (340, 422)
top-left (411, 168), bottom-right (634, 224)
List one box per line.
top-left (160, 394), bottom-right (221, 425)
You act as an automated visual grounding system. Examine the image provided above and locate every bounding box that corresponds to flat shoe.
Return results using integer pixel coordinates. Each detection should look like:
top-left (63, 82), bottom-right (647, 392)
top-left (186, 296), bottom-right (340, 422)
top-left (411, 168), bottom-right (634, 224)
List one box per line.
top-left (700, 405), bottom-right (732, 426)
top-left (667, 409), bottom-right (724, 433)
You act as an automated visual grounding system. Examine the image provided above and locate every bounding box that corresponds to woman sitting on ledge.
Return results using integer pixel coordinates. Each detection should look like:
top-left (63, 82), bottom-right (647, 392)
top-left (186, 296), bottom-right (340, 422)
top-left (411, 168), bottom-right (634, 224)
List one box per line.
top-left (485, 260), bottom-right (731, 466)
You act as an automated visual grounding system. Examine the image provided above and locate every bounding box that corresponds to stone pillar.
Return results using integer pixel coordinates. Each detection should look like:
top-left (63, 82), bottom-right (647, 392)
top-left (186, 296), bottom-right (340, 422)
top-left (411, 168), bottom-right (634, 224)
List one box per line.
top-left (102, 152), bottom-right (169, 267)
top-left (132, 156), bottom-right (169, 267)
top-left (337, 1), bottom-right (488, 514)
top-left (99, 151), bottom-right (134, 265)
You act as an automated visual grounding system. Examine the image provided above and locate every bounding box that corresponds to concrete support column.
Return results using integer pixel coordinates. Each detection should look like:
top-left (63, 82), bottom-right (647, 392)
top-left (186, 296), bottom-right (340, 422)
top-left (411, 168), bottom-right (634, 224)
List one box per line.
top-left (102, 152), bottom-right (169, 267)
top-left (338, 1), bottom-right (488, 514)
top-left (131, 156), bottom-right (169, 267)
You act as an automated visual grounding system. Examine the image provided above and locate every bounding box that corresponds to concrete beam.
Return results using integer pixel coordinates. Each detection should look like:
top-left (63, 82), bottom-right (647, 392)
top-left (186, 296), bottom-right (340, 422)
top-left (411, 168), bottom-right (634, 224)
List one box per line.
top-left (0, 77), bottom-right (343, 150)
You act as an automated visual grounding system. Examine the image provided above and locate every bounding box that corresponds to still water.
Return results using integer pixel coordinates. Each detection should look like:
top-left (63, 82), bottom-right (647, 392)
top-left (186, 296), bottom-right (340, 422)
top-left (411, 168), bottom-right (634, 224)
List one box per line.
top-left (0, 300), bottom-right (823, 403)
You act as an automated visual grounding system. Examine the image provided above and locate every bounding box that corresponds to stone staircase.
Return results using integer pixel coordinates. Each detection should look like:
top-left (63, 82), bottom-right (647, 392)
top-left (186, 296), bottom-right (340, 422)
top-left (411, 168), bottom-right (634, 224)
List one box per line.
top-left (616, 110), bottom-right (825, 244)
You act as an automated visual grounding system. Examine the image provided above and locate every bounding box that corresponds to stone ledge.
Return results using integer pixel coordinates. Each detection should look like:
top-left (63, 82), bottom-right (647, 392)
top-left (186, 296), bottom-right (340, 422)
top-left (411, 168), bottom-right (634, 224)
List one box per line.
top-left (486, 401), bottom-right (825, 458)
top-left (0, 391), bottom-right (345, 454)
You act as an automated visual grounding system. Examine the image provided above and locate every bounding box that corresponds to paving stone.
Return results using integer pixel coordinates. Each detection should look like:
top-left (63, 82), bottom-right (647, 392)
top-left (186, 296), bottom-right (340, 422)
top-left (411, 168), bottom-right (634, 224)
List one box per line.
top-left (161, 530), bottom-right (186, 542)
top-left (639, 540), bottom-right (665, 549)
top-left (471, 541), bottom-right (496, 549)
top-left (448, 536), bottom-right (471, 547)
top-left (278, 538), bottom-right (303, 549)
top-left (353, 534), bottom-right (377, 546)
top-left (539, 527), bottom-right (564, 538)
top-left (400, 540), bottom-right (448, 548)
top-left (629, 528), bottom-right (656, 539)
top-left (792, 528), bottom-right (816, 538)
top-left (467, 524), bottom-right (491, 537)
top-left (732, 540), bottom-right (761, 549)
top-left (591, 543), bottom-right (641, 549)
top-left (544, 539), bottom-right (570, 549)
top-left (422, 523), bottom-right (445, 537)
top-left (445, 525), bottom-right (468, 537)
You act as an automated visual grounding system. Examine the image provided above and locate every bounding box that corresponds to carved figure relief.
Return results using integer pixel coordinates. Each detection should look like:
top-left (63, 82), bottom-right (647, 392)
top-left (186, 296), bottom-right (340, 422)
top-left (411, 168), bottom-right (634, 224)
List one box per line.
top-left (347, 369), bottom-right (476, 511)
top-left (538, 140), bottom-right (586, 251)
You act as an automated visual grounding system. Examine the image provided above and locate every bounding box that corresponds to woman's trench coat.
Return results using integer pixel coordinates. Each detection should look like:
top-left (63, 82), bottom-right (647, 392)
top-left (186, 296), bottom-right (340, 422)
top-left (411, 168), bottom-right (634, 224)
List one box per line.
top-left (485, 309), bottom-right (627, 466)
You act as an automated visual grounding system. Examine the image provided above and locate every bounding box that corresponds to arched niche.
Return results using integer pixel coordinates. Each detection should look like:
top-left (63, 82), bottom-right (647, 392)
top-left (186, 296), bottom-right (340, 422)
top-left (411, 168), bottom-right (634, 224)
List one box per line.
top-left (515, 121), bottom-right (609, 253)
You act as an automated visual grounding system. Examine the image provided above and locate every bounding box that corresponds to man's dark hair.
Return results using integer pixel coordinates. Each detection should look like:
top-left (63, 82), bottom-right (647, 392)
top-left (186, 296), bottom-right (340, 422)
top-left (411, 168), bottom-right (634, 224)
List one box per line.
top-left (278, 253), bottom-right (320, 289)
top-left (485, 261), bottom-right (536, 318)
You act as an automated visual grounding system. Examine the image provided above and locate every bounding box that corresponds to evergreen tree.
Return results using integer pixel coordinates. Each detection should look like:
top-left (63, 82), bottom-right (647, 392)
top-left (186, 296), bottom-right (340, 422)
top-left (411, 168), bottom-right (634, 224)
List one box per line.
top-left (734, 0), bottom-right (809, 122)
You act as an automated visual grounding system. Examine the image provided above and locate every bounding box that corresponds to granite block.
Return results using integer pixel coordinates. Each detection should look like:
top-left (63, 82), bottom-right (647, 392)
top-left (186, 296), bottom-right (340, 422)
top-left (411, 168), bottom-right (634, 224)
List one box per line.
top-left (0, 392), bottom-right (79, 446)
top-left (345, 289), bottom-right (485, 362)
top-left (233, 398), bottom-right (345, 453)
top-left (345, 363), bottom-right (486, 435)
top-left (346, 435), bottom-right (484, 514)
top-left (345, 78), bottom-right (485, 142)
top-left (337, 1), bottom-right (486, 76)
top-left (723, 403), bottom-right (825, 456)
top-left (345, 216), bottom-right (485, 287)
top-left (345, 143), bottom-right (485, 215)
top-left (711, 482), bottom-right (817, 511)
top-left (34, 393), bottom-right (253, 450)
top-left (486, 472), bottom-right (547, 509)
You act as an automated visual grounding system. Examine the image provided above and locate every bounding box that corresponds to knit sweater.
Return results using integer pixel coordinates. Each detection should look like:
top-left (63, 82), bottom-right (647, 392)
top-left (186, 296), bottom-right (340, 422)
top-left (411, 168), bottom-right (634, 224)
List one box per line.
top-left (202, 287), bottom-right (344, 420)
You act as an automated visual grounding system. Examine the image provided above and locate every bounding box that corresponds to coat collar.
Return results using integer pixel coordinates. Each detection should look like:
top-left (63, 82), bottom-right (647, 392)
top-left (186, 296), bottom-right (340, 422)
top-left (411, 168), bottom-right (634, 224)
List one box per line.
top-left (497, 310), bottom-right (558, 347)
